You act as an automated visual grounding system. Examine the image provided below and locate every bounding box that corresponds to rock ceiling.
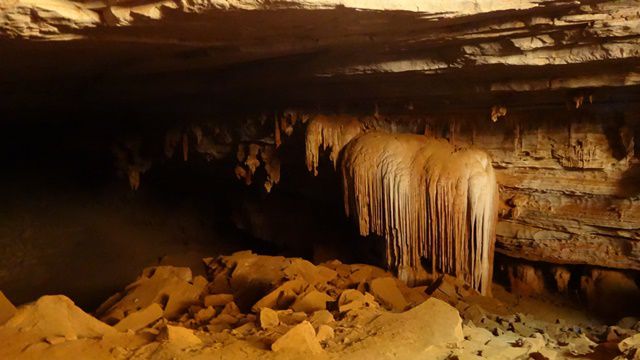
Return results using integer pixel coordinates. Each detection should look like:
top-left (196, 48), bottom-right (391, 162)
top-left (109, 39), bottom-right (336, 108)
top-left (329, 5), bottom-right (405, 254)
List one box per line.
top-left (1, 0), bottom-right (640, 110)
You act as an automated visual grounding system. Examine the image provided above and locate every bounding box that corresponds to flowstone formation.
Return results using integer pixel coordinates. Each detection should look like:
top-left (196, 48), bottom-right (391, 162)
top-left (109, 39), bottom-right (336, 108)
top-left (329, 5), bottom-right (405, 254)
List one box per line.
top-left (305, 116), bottom-right (498, 295)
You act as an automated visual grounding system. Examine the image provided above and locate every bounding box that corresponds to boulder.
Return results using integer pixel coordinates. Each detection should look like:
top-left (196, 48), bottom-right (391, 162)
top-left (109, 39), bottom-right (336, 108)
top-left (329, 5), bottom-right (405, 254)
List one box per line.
top-left (252, 279), bottom-right (307, 312)
top-left (309, 310), bottom-right (335, 328)
top-left (97, 266), bottom-right (205, 323)
top-left (284, 259), bottom-right (336, 286)
top-left (4, 295), bottom-right (116, 340)
top-left (271, 321), bottom-right (323, 354)
top-left (259, 308), bottom-right (280, 330)
top-left (161, 325), bottom-right (202, 349)
top-left (338, 289), bottom-right (378, 313)
top-left (114, 303), bottom-right (163, 332)
top-left (204, 294), bottom-right (234, 308)
top-left (194, 306), bottom-right (216, 323)
top-left (291, 290), bottom-right (333, 313)
top-left (316, 324), bottom-right (334, 342)
top-left (369, 277), bottom-right (409, 312)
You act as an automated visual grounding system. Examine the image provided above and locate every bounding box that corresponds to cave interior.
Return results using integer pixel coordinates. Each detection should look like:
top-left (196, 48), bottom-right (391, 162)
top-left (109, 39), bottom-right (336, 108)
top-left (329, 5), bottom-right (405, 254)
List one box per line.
top-left (1, 1), bottom-right (640, 359)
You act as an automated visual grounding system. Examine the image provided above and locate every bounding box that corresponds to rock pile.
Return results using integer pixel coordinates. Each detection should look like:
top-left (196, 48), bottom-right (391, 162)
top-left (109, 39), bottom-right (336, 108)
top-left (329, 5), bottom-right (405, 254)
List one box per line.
top-left (1, 251), bottom-right (639, 359)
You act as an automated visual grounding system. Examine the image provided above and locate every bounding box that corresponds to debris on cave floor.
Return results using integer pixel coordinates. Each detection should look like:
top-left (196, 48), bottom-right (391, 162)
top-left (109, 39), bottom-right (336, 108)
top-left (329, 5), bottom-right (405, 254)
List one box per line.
top-left (0, 251), bottom-right (637, 359)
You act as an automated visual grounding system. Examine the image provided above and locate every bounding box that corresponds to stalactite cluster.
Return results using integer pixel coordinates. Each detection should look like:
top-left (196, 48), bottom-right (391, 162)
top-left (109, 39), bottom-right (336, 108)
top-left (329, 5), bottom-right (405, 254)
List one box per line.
top-left (112, 140), bottom-right (151, 191)
top-left (305, 114), bottom-right (364, 176)
top-left (306, 117), bottom-right (498, 295)
top-left (234, 143), bottom-right (281, 193)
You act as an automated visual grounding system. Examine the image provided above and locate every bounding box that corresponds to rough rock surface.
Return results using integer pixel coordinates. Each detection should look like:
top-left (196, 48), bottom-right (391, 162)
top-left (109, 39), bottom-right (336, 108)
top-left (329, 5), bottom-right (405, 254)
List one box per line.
top-left (2, 0), bottom-right (640, 107)
top-left (4, 295), bottom-right (116, 340)
top-left (1, 251), bottom-right (636, 359)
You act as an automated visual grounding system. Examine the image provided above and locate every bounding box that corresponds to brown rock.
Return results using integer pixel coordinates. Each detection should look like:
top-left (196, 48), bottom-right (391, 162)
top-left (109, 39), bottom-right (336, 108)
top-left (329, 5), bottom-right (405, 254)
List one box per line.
top-left (277, 310), bottom-right (308, 325)
top-left (271, 321), bottom-right (323, 354)
top-left (204, 294), bottom-right (234, 308)
top-left (221, 301), bottom-right (241, 317)
top-left (349, 267), bottom-right (373, 284)
top-left (194, 306), bottom-right (216, 323)
top-left (114, 303), bottom-right (163, 332)
top-left (338, 289), bottom-right (378, 313)
top-left (0, 291), bottom-right (17, 325)
top-left (97, 266), bottom-right (204, 323)
top-left (369, 277), bottom-right (409, 311)
top-left (252, 279), bottom-right (307, 312)
top-left (508, 264), bottom-right (545, 296)
top-left (580, 269), bottom-right (640, 320)
top-left (161, 325), bottom-right (202, 349)
top-left (399, 285), bottom-right (430, 306)
top-left (552, 266), bottom-right (571, 294)
top-left (291, 290), bottom-right (333, 313)
top-left (284, 259), bottom-right (336, 286)
top-left (227, 252), bottom-right (288, 292)
top-left (5, 295), bottom-right (116, 340)
top-left (215, 313), bottom-right (238, 326)
top-left (309, 310), bottom-right (335, 328)
top-left (316, 324), bottom-right (334, 343)
top-left (259, 308), bottom-right (280, 330)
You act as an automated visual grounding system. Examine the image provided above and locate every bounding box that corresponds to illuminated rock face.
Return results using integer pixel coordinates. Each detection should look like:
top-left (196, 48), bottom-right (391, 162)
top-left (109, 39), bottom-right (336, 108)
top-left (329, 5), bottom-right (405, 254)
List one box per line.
top-left (341, 132), bottom-right (498, 294)
top-left (306, 117), bottom-right (498, 295)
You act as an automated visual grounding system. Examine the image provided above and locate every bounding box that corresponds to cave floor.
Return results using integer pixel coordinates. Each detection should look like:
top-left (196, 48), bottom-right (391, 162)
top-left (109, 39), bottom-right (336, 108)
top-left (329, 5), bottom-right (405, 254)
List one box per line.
top-left (0, 251), bottom-right (635, 360)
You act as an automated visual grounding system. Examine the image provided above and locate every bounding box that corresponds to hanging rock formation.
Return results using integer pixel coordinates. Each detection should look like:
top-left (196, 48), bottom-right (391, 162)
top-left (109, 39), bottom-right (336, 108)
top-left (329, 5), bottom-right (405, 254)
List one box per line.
top-left (305, 114), bottom-right (364, 176)
top-left (306, 117), bottom-right (498, 295)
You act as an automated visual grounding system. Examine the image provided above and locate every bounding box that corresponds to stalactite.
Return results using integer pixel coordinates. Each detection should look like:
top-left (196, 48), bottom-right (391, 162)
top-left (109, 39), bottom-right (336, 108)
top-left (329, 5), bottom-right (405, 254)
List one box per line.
top-left (305, 116), bottom-right (498, 295)
top-left (340, 132), bottom-right (497, 294)
top-left (274, 117), bottom-right (282, 148)
top-left (182, 132), bottom-right (189, 162)
top-left (261, 145), bottom-right (281, 193)
top-left (305, 114), bottom-right (364, 176)
top-left (245, 143), bottom-right (261, 174)
top-left (235, 165), bottom-right (252, 186)
top-left (113, 140), bottom-right (151, 191)
top-left (164, 129), bottom-right (181, 159)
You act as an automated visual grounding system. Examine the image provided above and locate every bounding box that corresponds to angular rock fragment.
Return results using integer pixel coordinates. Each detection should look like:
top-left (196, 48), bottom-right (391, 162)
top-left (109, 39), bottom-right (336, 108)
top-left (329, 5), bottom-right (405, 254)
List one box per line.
top-left (161, 325), bottom-right (202, 349)
top-left (309, 310), bottom-right (335, 328)
top-left (338, 289), bottom-right (378, 313)
top-left (114, 303), bottom-right (163, 332)
top-left (194, 306), bottom-right (216, 323)
top-left (284, 258), bottom-right (336, 285)
top-left (291, 289), bottom-right (333, 313)
top-left (204, 293), bottom-right (233, 308)
top-left (259, 308), bottom-right (279, 330)
top-left (97, 266), bottom-right (205, 323)
top-left (271, 321), bottom-right (323, 354)
top-left (0, 291), bottom-right (17, 325)
top-left (369, 277), bottom-right (409, 312)
top-left (252, 279), bottom-right (307, 312)
top-left (277, 310), bottom-right (308, 325)
top-left (316, 324), bottom-right (334, 343)
top-left (4, 295), bottom-right (116, 340)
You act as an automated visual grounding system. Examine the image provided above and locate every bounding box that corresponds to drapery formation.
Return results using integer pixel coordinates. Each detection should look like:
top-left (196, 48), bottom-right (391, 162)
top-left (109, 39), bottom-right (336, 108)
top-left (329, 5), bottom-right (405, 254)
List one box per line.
top-left (306, 118), bottom-right (498, 295)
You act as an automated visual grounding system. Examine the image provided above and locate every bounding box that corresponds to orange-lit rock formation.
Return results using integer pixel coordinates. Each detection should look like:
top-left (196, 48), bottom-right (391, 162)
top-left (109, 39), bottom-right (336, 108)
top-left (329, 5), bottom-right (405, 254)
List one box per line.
top-left (306, 117), bottom-right (498, 295)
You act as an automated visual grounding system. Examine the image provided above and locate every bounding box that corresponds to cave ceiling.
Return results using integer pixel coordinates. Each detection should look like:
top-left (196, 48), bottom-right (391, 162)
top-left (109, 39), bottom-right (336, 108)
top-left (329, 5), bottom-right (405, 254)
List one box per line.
top-left (1, 0), bottom-right (640, 113)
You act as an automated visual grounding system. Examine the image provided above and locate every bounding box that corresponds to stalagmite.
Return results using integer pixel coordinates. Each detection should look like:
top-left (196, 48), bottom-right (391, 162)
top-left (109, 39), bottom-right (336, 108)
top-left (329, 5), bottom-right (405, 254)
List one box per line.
top-left (305, 114), bottom-right (364, 176)
top-left (306, 117), bottom-right (498, 295)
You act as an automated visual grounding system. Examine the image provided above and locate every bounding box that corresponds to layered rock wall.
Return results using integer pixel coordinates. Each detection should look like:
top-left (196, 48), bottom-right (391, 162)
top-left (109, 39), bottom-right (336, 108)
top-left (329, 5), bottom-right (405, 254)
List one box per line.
top-left (411, 108), bottom-right (640, 271)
